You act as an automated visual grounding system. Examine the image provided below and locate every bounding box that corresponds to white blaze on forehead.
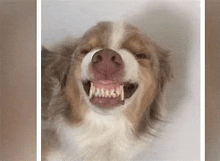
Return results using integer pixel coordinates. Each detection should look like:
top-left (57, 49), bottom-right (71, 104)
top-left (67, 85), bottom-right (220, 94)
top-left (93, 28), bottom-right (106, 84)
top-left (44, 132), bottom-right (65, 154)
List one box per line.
top-left (110, 22), bottom-right (125, 50)
top-left (110, 23), bottom-right (139, 83)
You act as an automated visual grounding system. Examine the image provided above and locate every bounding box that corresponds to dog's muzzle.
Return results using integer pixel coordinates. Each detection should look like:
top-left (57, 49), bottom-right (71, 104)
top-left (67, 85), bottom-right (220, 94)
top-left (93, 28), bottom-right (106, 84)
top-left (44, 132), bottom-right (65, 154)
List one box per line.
top-left (82, 49), bottom-right (138, 109)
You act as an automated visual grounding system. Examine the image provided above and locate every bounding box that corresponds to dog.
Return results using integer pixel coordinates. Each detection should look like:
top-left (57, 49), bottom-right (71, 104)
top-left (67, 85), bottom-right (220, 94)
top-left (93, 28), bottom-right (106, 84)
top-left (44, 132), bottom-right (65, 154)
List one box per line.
top-left (41, 21), bottom-right (172, 161)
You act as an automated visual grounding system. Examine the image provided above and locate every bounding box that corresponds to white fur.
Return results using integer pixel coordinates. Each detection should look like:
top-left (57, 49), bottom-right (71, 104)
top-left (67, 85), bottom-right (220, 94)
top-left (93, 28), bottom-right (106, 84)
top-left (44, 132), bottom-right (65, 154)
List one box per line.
top-left (48, 110), bottom-right (147, 161)
top-left (81, 48), bottom-right (102, 80)
top-left (117, 49), bottom-right (139, 82)
top-left (110, 22), bottom-right (125, 50)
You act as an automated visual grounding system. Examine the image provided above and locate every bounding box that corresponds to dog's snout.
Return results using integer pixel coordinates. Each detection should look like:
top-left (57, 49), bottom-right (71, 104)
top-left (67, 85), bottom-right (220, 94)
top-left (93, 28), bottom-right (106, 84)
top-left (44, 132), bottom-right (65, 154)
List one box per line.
top-left (92, 49), bottom-right (123, 66)
top-left (91, 49), bottom-right (124, 80)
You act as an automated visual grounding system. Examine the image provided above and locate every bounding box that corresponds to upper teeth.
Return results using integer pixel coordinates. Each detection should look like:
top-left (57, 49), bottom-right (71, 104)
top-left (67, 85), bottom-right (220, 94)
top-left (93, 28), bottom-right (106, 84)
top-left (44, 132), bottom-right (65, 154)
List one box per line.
top-left (89, 82), bottom-right (124, 101)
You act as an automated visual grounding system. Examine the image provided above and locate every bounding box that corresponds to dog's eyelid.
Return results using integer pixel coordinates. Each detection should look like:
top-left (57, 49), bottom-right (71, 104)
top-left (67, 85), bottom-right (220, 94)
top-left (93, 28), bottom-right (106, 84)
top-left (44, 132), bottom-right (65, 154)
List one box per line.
top-left (135, 53), bottom-right (151, 59)
top-left (81, 49), bottom-right (90, 55)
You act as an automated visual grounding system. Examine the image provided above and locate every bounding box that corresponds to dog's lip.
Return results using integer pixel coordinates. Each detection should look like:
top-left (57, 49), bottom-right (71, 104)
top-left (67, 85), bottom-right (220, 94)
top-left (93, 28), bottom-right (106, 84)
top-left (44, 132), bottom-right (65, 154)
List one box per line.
top-left (82, 80), bottom-right (138, 101)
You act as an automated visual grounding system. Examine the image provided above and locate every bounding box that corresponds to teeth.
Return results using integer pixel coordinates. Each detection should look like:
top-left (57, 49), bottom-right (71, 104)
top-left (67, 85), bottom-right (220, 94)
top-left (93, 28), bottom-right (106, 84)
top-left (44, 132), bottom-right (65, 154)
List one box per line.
top-left (116, 87), bottom-right (120, 97)
top-left (120, 85), bottom-right (124, 101)
top-left (89, 82), bottom-right (94, 99)
top-left (105, 90), bottom-right (110, 97)
top-left (110, 89), bottom-right (116, 98)
top-left (89, 82), bottom-right (124, 101)
top-left (96, 88), bottom-right (100, 97)
top-left (100, 88), bottom-right (105, 97)
top-left (94, 89), bottom-right (99, 97)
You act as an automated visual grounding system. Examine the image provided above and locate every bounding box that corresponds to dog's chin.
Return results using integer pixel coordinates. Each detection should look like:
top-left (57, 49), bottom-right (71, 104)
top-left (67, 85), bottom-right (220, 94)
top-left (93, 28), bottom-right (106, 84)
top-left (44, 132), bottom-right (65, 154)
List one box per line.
top-left (82, 80), bottom-right (138, 111)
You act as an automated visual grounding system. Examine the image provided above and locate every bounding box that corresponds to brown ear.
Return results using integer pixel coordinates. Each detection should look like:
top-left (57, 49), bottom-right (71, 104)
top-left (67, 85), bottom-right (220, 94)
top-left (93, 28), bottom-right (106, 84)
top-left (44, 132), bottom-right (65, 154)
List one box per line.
top-left (41, 45), bottom-right (78, 120)
top-left (149, 46), bottom-right (172, 122)
top-left (157, 47), bottom-right (172, 92)
top-left (41, 44), bottom-right (78, 88)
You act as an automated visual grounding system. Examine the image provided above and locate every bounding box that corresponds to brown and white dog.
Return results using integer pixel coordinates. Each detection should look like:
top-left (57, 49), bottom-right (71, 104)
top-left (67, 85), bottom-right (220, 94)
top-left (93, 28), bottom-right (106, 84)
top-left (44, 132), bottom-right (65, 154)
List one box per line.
top-left (41, 21), bottom-right (171, 161)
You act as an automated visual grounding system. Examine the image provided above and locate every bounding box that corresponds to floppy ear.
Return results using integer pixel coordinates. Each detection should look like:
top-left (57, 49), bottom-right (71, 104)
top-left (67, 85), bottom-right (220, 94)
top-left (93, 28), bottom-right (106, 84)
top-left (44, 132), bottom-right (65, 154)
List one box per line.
top-left (157, 47), bottom-right (172, 92)
top-left (41, 43), bottom-right (78, 88)
top-left (41, 45), bottom-right (78, 119)
top-left (135, 45), bottom-right (172, 135)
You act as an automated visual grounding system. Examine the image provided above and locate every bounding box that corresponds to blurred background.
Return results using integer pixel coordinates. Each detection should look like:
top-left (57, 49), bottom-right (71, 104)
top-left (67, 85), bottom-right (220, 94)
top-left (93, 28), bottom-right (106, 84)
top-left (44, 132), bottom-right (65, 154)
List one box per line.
top-left (206, 0), bottom-right (220, 160)
top-left (1, 0), bottom-right (36, 160)
top-left (42, 0), bottom-right (200, 160)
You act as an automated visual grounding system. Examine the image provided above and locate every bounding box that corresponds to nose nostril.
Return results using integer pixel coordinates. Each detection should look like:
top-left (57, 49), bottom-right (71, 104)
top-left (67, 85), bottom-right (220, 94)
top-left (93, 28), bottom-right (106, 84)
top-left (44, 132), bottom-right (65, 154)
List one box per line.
top-left (92, 49), bottom-right (123, 68)
top-left (111, 54), bottom-right (122, 66)
top-left (93, 54), bottom-right (102, 64)
top-left (111, 56), bottom-right (116, 62)
top-left (97, 55), bottom-right (102, 62)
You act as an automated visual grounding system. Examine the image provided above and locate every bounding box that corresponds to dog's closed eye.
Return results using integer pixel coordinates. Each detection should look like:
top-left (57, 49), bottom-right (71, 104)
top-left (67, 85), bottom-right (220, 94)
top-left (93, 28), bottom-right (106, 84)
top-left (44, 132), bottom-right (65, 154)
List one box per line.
top-left (81, 49), bottom-right (90, 55)
top-left (135, 53), bottom-right (151, 59)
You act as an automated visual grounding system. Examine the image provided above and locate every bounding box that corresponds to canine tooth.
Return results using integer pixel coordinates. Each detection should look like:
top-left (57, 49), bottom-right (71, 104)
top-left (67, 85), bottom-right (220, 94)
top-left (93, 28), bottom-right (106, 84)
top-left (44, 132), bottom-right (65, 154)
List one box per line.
top-left (120, 85), bottom-right (124, 101)
top-left (89, 83), bottom-right (94, 99)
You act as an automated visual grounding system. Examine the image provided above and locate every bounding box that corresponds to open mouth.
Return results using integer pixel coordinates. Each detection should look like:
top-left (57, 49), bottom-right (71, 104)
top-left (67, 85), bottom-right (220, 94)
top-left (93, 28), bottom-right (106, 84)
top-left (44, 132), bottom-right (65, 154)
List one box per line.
top-left (82, 80), bottom-right (138, 108)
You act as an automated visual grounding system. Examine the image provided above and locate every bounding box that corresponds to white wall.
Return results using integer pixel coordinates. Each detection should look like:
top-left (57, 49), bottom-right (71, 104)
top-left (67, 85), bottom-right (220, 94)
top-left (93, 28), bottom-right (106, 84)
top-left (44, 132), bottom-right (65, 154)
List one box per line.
top-left (42, 0), bottom-right (200, 160)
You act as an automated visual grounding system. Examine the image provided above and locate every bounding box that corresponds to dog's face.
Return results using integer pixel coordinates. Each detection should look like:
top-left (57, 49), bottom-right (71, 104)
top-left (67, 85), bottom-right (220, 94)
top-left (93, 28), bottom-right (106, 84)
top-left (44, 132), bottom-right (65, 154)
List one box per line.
top-left (49, 21), bottom-right (171, 134)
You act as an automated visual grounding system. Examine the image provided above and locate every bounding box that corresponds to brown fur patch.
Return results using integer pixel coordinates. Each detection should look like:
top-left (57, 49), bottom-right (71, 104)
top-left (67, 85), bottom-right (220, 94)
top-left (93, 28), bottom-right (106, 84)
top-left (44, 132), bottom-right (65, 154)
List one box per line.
top-left (124, 66), bottom-right (158, 135)
top-left (121, 23), bottom-right (171, 136)
top-left (64, 22), bottom-right (113, 123)
top-left (64, 69), bottom-right (83, 123)
top-left (121, 24), bottom-right (158, 69)
top-left (64, 64), bottom-right (88, 124)
top-left (75, 21), bottom-right (113, 58)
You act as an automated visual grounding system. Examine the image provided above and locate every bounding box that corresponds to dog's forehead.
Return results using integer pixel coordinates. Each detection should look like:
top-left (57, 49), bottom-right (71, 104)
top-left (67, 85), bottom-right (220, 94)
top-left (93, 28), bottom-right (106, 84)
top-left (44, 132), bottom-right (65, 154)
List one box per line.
top-left (80, 22), bottom-right (146, 52)
top-left (81, 22), bottom-right (113, 46)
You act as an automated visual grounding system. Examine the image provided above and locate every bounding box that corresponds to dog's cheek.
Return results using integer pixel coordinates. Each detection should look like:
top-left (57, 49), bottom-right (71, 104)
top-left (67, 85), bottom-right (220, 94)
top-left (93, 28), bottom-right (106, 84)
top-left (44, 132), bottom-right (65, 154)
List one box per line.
top-left (124, 66), bottom-right (157, 135)
top-left (64, 65), bottom-right (87, 123)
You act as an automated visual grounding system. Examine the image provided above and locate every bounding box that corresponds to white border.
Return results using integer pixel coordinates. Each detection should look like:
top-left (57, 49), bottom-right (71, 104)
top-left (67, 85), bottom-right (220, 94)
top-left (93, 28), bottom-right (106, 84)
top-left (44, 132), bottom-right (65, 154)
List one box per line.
top-left (37, 0), bottom-right (41, 160)
top-left (200, 0), bottom-right (205, 161)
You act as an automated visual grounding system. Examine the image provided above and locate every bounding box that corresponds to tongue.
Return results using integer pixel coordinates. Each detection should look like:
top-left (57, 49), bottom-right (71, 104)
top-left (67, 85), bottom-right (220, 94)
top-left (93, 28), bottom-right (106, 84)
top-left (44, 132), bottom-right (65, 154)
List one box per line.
top-left (91, 80), bottom-right (123, 108)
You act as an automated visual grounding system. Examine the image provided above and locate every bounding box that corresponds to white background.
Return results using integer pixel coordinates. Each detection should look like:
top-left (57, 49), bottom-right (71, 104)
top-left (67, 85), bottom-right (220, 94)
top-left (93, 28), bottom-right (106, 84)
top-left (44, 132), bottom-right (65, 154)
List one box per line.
top-left (42, 0), bottom-right (200, 160)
